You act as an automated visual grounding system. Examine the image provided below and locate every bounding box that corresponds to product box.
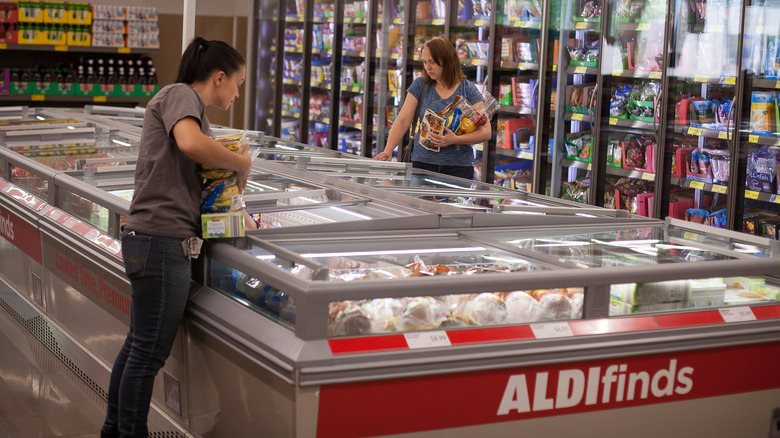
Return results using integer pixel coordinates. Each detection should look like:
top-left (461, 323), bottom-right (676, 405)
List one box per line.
top-left (0, 1), bottom-right (18, 23)
top-left (745, 170), bottom-right (774, 193)
top-left (0, 68), bottom-right (9, 95)
top-left (758, 216), bottom-right (780, 239)
top-left (0, 22), bottom-right (17, 43)
top-left (202, 211), bottom-right (245, 239)
top-left (688, 279), bottom-right (725, 308)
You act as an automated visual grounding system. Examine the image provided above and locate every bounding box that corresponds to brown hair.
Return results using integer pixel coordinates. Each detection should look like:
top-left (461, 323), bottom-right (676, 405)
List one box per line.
top-left (422, 37), bottom-right (465, 88)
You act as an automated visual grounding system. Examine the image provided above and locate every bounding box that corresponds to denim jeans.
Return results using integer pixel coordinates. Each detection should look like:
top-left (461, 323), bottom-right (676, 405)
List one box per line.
top-left (103, 230), bottom-right (192, 438)
top-left (412, 161), bottom-right (475, 180)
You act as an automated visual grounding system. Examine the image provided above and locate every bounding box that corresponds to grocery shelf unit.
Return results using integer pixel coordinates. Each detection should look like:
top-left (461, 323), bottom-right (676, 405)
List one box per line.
top-left (0, 44), bottom-right (158, 107)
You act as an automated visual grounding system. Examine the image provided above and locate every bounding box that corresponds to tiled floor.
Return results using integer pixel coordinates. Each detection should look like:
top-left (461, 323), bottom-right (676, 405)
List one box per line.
top-left (0, 306), bottom-right (105, 438)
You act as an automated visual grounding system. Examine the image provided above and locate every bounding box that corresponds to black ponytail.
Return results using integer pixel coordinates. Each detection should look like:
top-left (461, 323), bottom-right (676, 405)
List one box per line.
top-left (176, 37), bottom-right (245, 84)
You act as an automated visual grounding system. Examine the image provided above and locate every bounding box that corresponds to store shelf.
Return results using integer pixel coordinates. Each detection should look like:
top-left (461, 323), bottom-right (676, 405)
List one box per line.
top-left (607, 167), bottom-right (656, 181)
top-left (342, 50), bottom-right (366, 57)
top-left (343, 17), bottom-right (367, 24)
top-left (499, 61), bottom-right (539, 71)
top-left (565, 112), bottom-right (593, 122)
top-left (310, 82), bottom-right (331, 90)
top-left (339, 119), bottom-right (362, 130)
top-left (673, 125), bottom-right (732, 140)
top-left (745, 133), bottom-right (780, 146)
top-left (281, 110), bottom-right (301, 119)
top-left (499, 20), bottom-right (542, 29)
top-left (0, 43), bottom-right (158, 54)
top-left (567, 65), bottom-right (599, 75)
top-left (340, 85), bottom-right (363, 93)
top-left (496, 148), bottom-right (535, 160)
top-left (461, 58), bottom-right (489, 67)
top-left (282, 78), bottom-right (302, 86)
top-left (610, 69), bottom-right (663, 80)
top-left (671, 177), bottom-right (729, 194)
top-left (312, 48), bottom-right (333, 55)
top-left (455, 19), bottom-right (491, 27)
top-left (310, 116), bottom-right (330, 124)
top-left (0, 94), bottom-right (151, 104)
top-left (608, 117), bottom-right (656, 131)
top-left (572, 21), bottom-right (600, 31)
top-left (415, 18), bottom-right (446, 26)
top-left (499, 105), bottom-right (534, 115)
top-left (669, 75), bottom-right (737, 86)
top-left (752, 78), bottom-right (780, 89)
top-left (285, 15), bottom-right (304, 23)
top-left (561, 159), bottom-right (592, 170)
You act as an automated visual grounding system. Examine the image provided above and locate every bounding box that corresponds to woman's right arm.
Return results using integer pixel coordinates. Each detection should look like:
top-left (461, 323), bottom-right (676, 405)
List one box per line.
top-left (172, 117), bottom-right (252, 191)
top-left (374, 92), bottom-right (418, 161)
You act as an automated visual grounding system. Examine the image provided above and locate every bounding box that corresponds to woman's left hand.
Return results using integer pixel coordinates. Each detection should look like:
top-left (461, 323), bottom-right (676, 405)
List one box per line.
top-left (430, 127), bottom-right (458, 148)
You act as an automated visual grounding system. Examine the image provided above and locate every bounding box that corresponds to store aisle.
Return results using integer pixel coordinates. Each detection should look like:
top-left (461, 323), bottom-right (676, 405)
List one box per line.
top-left (0, 305), bottom-right (104, 438)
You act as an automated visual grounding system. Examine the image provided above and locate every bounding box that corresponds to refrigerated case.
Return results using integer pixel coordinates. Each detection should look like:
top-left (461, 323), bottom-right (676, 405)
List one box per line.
top-left (3, 108), bottom-right (780, 437)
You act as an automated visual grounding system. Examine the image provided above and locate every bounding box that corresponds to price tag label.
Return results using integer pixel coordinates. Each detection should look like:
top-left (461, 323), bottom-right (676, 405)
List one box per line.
top-left (609, 118), bottom-right (618, 125)
top-left (0, 43), bottom-right (6, 50)
top-left (93, 96), bottom-right (107, 102)
top-left (771, 194), bottom-right (780, 204)
top-left (575, 22), bottom-right (587, 29)
top-left (531, 322), bottom-right (574, 339)
top-left (432, 19), bottom-right (445, 25)
top-left (613, 70), bottom-right (623, 76)
top-left (688, 127), bottom-right (703, 136)
top-left (718, 131), bottom-right (729, 139)
top-left (683, 232), bottom-right (699, 241)
top-left (322, 117), bottom-right (330, 124)
top-left (693, 76), bottom-right (708, 83)
top-left (689, 181), bottom-right (705, 189)
top-left (572, 113), bottom-right (584, 121)
top-left (745, 190), bottom-right (760, 200)
top-left (587, 163), bottom-right (592, 170)
top-left (31, 94), bottom-right (45, 101)
top-left (722, 76), bottom-right (736, 85)
top-left (54, 45), bottom-right (68, 52)
top-left (637, 23), bottom-right (651, 31)
top-left (117, 47), bottom-right (131, 54)
top-left (553, 64), bottom-right (558, 71)
top-left (719, 307), bottom-right (756, 323)
top-left (641, 172), bottom-right (655, 181)
top-left (404, 331), bottom-right (451, 349)
top-left (474, 20), bottom-right (488, 26)
top-left (649, 71), bottom-right (662, 79)
top-left (359, 51), bottom-right (365, 57)
top-left (775, 80), bottom-right (780, 89)
top-left (712, 184), bottom-right (727, 194)
top-left (355, 123), bottom-right (362, 130)
top-left (574, 66), bottom-right (588, 74)
top-left (748, 135), bottom-right (759, 143)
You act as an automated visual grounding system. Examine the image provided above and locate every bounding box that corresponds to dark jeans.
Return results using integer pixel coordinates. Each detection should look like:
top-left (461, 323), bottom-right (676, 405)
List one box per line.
top-left (103, 230), bottom-right (192, 438)
top-left (412, 161), bottom-right (474, 180)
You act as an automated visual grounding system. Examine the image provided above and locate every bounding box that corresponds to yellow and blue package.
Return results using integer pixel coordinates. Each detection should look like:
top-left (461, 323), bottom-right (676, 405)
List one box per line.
top-left (201, 177), bottom-right (241, 213)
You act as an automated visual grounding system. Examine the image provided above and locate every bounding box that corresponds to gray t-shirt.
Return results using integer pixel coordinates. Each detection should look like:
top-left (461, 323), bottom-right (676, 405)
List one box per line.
top-left (407, 76), bottom-right (484, 166)
top-left (125, 83), bottom-right (210, 238)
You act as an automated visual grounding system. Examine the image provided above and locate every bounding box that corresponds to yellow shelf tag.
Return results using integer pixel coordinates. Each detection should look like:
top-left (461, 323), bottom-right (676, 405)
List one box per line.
top-left (31, 94), bottom-right (45, 101)
top-left (683, 232), bottom-right (699, 241)
top-left (688, 127), bottom-right (703, 136)
top-left (776, 80), bottom-right (780, 89)
top-left (0, 43), bottom-right (6, 50)
top-left (771, 195), bottom-right (780, 204)
top-left (712, 185), bottom-right (727, 194)
top-left (55, 45), bottom-right (68, 52)
top-left (718, 131), bottom-right (729, 139)
top-left (117, 47), bottom-right (131, 54)
top-left (574, 66), bottom-right (588, 74)
top-left (637, 23), bottom-right (651, 31)
top-left (575, 22), bottom-right (587, 29)
top-left (748, 135), bottom-right (759, 143)
top-left (572, 113), bottom-right (584, 121)
top-left (474, 20), bottom-right (488, 26)
top-left (693, 76), bottom-right (708, 83)
top-left (93, 96), bottom-right (107, 102)
top-left (723, 76), bottom-right (736, 85)
top-left (649, 71), bottom-right (662, 79)
top-left (587, 163), bottom-right (592, 170)
top-left (613, 70), bottom-right (623, 76)
top-left (641, 172), bottom-right (655, 181)
top-left (609, 118), bottom-right (618, 125)
top-left (553, 64), bottom-right (558, 71)
top-left (745, 190), bottom-right (760, 200)
top-left (689, 181), bottom-right (705, 190)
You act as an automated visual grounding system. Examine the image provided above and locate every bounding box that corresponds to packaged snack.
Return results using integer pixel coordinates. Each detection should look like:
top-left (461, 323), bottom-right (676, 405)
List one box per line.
top-left (690, 100), bottom-right (714, 126)
top-left (200, 133), bottom-right (247, 179)
top-left (686, 208), bottom-right (709, 224)
top-left (750, 91), bottom-right (776, 134)
top-left (419, 108), bottom-right (444, 151)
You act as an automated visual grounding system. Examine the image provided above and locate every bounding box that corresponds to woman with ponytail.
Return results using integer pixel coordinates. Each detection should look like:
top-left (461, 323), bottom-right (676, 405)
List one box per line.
top-left (100, 37), bottom-right (247, 438)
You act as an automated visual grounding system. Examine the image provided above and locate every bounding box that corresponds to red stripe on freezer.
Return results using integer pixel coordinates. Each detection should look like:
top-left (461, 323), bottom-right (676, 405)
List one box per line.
top-left (655, 310), bottom-right (724, 328)
top-left (569, 316), bottom-right (658, 336)
top-left (328, 335), bottom-right (408, 355)
top-left (752, 304), bottom-right (780, 320)
top-left (447, 325), bottom-right (535, 345)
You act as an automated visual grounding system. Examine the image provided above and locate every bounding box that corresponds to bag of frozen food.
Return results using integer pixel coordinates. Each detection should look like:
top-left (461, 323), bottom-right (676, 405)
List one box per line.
top-left (200, 133), bottom-right (247, 179)
top-left (419, 108), bottom-right (444, 151)
top-left (750, 91), bottom-right (776, 134)
top-left (201, 177), bottom-right (242, 213)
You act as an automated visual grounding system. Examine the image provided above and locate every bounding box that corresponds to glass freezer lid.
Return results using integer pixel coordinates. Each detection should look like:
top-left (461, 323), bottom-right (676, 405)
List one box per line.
top-left (244, 235), bottom-right (553, 281)
top-left (470, 224), bottom-right (768, 268)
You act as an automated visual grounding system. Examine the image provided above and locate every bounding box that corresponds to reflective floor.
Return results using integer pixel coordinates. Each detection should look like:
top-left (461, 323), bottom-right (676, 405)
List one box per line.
top-left (0, 305), bottom-right (105, 438)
